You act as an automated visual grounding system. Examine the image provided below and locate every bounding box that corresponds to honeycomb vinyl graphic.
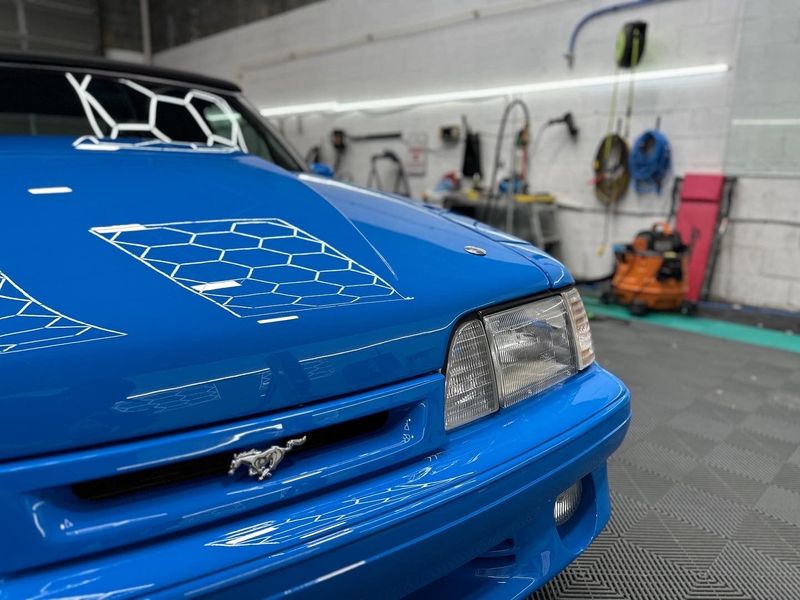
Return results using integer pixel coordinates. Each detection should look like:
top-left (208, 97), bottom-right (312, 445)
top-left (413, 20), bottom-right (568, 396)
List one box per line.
top-left (0, 271), bottom-right (124, 354)
top-left (90, 219), bottom-right (408, 319)
top-left (65, 72), bottom-right (247, 151)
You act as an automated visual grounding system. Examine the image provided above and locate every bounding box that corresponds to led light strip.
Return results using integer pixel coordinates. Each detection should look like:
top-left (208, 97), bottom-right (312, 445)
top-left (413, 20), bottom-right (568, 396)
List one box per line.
top-left (260, 63), bottom-right (729, 117)
top-left (732, 118), bottom-right (800, 127)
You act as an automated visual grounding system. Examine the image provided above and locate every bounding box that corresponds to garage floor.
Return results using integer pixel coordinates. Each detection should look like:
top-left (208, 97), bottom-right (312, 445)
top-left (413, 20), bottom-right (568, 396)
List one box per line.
top-left (534, 314), bottom-right (800, 599)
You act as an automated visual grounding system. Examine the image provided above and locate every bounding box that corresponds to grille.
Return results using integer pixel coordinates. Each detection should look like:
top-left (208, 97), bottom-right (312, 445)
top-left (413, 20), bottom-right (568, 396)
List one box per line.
top-left (73, 411), bottom-right (389, 501)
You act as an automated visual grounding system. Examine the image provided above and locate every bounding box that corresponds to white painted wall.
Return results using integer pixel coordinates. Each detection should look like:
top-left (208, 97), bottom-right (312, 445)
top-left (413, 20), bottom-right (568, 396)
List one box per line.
top-left (156, 0), bottom-right (800, 311)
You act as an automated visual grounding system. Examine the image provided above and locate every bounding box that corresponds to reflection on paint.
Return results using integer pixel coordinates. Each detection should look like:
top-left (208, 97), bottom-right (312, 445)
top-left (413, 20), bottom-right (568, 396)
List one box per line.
top-left (113, 383), bottom-right (221, 415)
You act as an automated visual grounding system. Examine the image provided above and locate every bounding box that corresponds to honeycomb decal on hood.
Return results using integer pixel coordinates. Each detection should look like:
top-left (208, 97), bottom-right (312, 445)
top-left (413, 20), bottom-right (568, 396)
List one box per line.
top-left (0, 271), bottom-right (125, 354)
top-left (90, 219), bottom-right (409, 319)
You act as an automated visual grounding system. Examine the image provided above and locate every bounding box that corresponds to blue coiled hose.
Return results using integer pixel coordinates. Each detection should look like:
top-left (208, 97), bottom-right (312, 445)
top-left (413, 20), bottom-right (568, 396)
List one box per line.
top-left (629, 129), bottom-right (671, 193)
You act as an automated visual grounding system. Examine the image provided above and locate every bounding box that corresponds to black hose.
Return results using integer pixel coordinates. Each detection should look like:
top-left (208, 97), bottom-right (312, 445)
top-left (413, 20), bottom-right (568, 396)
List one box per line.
top-left (481, 100), bottom-right (531, 224)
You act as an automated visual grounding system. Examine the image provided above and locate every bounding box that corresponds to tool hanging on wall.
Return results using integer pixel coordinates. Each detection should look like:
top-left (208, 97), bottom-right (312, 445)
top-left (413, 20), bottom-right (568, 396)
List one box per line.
top-left (440, 125), bottom-right (461, 145)
top-left (618, 21), bottom-right (646, 140)
top-left (629, 126), bottom-right (671, 193)
top-left (548, 112), bottom-right (580, 139)
top-left (565, 0), bottom-right (665, 67)
top-left (615, 21), bottom-right (647, 68)
top-left (329, 128), bottom-right (405, 178)
top-left (330, 129), bottom-right (347, 175)
top-left (366, 150), bottom-right (411, 197)
top-left (484, 104), bottom-right (580, 229)
top-left (461, 116), bottom-right (483, 182)
top-left (305, 144), bottom-right (322, 166)
top-left (593, 20), bottom-right (647, 253)
top-left (594, 133), bottom-right (630, 205)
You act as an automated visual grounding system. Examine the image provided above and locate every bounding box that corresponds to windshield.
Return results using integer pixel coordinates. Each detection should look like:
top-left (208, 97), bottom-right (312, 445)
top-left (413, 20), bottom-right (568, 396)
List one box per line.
top-left (0, 65), bottom-right (303, 171)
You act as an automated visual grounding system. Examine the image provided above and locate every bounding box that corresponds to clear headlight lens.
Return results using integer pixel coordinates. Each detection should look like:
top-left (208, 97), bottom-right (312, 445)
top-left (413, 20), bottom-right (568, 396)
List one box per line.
top-left (443, 288), bottom-right (595, 429)
top-left (444, 319), bottom-right (499, 430)
top-left (563, 288), bottom-right (595, 369)
top-left (484, 295), bottom-right (577, 407)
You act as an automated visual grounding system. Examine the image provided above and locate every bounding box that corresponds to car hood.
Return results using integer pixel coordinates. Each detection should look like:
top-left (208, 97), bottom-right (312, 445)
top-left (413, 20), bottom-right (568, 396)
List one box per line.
top-left (0, 137), bottom-right (559, 460)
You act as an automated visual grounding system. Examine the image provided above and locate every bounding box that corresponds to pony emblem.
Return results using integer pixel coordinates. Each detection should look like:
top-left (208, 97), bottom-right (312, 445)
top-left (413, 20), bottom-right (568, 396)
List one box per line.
top-left (228, 436), bottom-right (307, 481)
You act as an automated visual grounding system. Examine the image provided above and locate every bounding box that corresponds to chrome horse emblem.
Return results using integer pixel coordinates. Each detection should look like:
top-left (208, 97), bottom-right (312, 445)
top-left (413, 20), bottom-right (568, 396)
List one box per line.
top-left (228, 436), bottom-right (307, 481)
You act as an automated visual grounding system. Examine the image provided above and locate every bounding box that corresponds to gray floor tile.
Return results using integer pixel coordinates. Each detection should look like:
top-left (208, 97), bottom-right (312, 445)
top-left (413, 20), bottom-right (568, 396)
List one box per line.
top-left (536, 318), bottom-right (800, 599)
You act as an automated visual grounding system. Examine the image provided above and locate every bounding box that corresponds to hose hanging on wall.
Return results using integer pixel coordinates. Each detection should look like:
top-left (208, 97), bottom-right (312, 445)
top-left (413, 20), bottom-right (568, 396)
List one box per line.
top-left (630, 129), bottom-right (671, 193)
top-left (592, 20), bottom-right (645, 254)
top-left (593, 133), bottom-right (630, 205)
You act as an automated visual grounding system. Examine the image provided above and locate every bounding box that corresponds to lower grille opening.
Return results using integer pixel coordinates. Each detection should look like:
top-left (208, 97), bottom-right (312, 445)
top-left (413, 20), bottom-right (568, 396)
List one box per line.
top-left (72, 411), bottom-right (390, 501)
top-left (469, 538), bottom-right (518, 569)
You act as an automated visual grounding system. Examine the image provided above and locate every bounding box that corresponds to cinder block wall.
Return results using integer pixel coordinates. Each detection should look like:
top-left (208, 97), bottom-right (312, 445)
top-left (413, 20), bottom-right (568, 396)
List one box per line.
top-left (156, 0), bottom-right (800, 311)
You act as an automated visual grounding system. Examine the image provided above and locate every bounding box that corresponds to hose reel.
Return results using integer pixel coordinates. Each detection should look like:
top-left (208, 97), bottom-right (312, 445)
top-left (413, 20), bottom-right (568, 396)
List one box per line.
top-left (630, 129), bottom-right (671, 193)
top-left (593, 133), bottom-right (630, 205)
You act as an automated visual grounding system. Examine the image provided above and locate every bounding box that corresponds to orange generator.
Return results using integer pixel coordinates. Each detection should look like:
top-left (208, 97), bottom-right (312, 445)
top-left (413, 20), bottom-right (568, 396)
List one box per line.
top-left (607, 222), bottom-right (689, 315)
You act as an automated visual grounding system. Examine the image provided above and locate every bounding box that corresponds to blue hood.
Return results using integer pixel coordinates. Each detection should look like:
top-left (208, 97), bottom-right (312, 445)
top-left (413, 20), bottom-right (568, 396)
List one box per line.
top-left (0, 137), bottom-right (561, 459)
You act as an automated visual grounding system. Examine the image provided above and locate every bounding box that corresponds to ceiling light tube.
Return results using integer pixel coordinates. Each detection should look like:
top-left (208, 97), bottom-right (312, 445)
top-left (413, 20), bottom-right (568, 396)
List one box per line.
top-left (259, 63), bottom-right (729, 117)
top-left (732, 118), bottom-right (800, 127)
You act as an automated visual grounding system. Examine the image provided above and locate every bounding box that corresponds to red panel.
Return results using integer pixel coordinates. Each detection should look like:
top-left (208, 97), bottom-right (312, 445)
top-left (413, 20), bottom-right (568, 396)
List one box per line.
top-left (675, 174), bottom-right (725, 302)
top-left (681, 173), bottom-right (725, 203)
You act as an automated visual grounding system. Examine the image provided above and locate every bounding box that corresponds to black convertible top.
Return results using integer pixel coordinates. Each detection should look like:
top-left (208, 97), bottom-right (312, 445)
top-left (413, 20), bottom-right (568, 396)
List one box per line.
top-left (0, 51), bottom-right (241, 93)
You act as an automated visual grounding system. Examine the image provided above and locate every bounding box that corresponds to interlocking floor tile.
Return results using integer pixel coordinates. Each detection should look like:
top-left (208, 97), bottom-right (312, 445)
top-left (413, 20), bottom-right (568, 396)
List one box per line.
top-left (733, 511), bottom-right (800, 570)
top-left (667, 412), bottom-right (734, 442)
top-left (624, 510), bottom-right (727, 570)
top-left (740, 413), bottom-right (800, 444)
top-left (788, 447), bottom-right (800, 468)
top-left (701, 387), bottom-right (762, 414)
top-left (755, 486), bottom-right (800, 528)
top-left (619, 441), bottom-right (697, 482)
top-left (732, 365), bottom-right (793, 390)
top-left (703, 443), bottom-right (781, 484)
top-left (767, 390), bottom-right (800, 413)
top-left (645, 424), bottom-right (718, 459)
top-left (604, 492), bottom-right (651, 538)
top-left (682, 464), bottom-right (768, 507)
top-left (685, 400), bottom-right (748, 427)
top-left (655, 483), bottom-right (749, 538)
top-left (534, 319), bottom-right (800, 600)
top-left (607, 460), bottom-right (677, 505)
top-left (708, 541), bottom-right (800, 600)
top-left (723, 429), bottom-right (797, 463)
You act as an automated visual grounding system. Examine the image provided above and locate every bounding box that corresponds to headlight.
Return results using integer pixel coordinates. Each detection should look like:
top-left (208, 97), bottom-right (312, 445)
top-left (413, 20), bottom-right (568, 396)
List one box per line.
top-left (444, 289), bottom-right (595, 428)
top-left (444, 320), bottom-right (499, 430)
top-left (484, 295), bottom-right (577, 407)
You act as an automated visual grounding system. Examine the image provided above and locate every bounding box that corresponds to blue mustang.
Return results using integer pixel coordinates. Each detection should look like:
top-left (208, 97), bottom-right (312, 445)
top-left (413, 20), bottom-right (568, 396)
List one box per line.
top-left (0, 54), bottom-right (630, 599)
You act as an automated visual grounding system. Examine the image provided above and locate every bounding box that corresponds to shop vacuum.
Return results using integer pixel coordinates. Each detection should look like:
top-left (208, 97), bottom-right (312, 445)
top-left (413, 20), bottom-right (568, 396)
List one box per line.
top-left (603, 222), bottom-right (690, 316)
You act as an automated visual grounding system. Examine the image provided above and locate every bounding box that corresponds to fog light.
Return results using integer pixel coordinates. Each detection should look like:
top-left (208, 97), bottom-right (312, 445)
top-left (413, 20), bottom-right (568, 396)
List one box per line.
top-left (554, 480), bottom-right (582, 526)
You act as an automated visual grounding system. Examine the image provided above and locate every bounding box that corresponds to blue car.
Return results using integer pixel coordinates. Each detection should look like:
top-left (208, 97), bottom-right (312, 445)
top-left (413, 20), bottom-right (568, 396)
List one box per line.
top-left (0, 54), bottom-right (630, 599)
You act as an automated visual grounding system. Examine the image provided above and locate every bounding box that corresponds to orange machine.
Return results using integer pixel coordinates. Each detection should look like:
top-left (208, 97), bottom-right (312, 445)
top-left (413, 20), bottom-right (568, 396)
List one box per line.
top-left (607, 222), bottom-right (689, 315)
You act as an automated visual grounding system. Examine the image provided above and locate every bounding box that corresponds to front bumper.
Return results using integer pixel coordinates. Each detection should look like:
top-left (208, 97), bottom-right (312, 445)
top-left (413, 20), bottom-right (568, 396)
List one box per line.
top-left (4, 365), bottom-right (630, 599)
